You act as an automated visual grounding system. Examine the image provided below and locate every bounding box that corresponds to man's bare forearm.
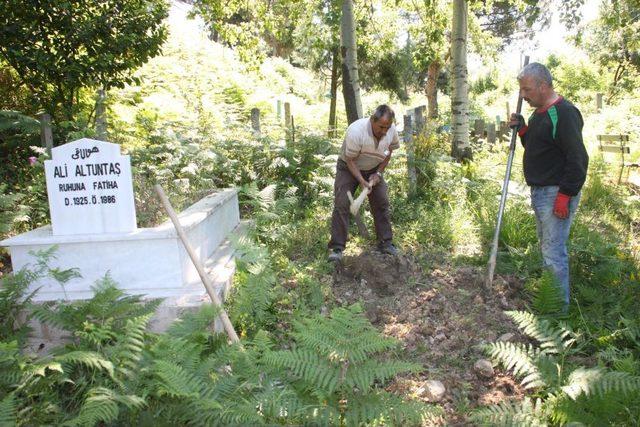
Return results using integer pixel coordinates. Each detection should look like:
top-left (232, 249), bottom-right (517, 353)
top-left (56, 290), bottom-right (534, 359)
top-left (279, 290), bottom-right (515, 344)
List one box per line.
top-left (345, 158), bottom-right (368, 188)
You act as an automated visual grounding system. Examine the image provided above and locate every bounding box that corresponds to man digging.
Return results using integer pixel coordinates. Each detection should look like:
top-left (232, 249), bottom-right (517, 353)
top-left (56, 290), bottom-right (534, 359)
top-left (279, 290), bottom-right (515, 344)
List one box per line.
top-left (328, 104), bottom-right (400, 262)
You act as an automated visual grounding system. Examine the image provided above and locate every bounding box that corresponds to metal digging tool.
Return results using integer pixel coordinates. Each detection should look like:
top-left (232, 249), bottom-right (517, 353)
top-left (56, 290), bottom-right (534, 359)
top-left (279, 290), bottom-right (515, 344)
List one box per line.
top-left (154, 184), bottom-right (241, 344)
top-left (486, 55), bottom-right (530, 288)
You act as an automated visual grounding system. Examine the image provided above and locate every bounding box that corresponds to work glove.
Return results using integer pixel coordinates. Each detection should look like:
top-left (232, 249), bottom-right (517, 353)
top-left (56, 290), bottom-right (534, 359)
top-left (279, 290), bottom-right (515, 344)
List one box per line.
top-left (509, 113), bottom-right (526, 131)
top-left (553, 192), bottom-right (571, 219)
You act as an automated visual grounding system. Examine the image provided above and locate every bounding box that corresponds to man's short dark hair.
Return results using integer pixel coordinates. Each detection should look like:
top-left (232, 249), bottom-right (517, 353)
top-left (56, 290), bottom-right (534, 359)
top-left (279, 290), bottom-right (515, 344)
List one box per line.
top-left (371, 104), bottom-right (395, 122)
top-left (518, 62), bottom-right (553, 87)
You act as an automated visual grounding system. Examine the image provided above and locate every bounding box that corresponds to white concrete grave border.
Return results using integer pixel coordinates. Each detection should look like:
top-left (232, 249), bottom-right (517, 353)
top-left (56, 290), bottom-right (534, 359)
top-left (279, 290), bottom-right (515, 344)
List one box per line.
top-left (2, 188), bottom-right (241, 302)
top-left (2, 188), bottom-right (245, 345)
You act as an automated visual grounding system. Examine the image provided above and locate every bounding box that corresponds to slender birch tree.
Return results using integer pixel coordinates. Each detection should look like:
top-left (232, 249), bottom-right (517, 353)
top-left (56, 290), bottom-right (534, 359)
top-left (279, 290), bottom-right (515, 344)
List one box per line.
top-left (450, 0), bottom-right (470, 160)
top-left (340, 0), bottom-right (362, 124)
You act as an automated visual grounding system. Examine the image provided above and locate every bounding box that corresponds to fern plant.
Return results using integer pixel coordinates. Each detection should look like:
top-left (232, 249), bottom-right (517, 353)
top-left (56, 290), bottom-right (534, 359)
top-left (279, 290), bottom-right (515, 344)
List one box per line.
top-left (140, 303), bottom-right (437, 426)
top-left (0, 184), bottom-right (28, 239)
top-left (265, 305), bottom-right (438, 426)
top-left (471, 310), bottom-right (640, 426)
top-left (228, 234), bottom-right (279, 336)
top-left (0, 247), bottom-right (80, 345)
top-left (140, 305), bottom-right (310, 426)
top-left (525, 270), bottom-right (566, 316)
top-left (0, 272), bottom-right (161, 427)
top-left (31, 273), bottom-right (160, 339)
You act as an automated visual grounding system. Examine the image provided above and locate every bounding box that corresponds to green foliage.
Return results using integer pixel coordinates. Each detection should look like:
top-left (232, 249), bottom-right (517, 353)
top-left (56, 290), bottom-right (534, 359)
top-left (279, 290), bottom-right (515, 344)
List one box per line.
top-left (229, 235), bottom-right (279, 336)
top-left (475, 310), bottom-right (640, 425)
top-left (0, 247), bottom-right (81, 345)
top-left (470, 72), bottom-right (499, 96)
top-left (525, 270), bottom-right (566, 316)
top-left (0, 393), bottom-right (16, 426)
top-left (0, 272), bottom-right (157, 426)
top-left (469, 397), bottom-right (547, 427)
top-left (0, 111), bottom-right (53, 231)
top-left (412, 123), bottom-right (452, 195)
top-left (0, 111), bottom-right (41, 188)
top-left (31, 274), bottom-right (160, 336)
top-left (192, 0), bottom-right (305, 65)
top-left (0, 185), bottom-right (27, 238)
top-left (0, 0), bottom-right (168, 122)
top-left (265, 305), bottom-right (437, 425)
top-left (581, 0), bottom-right (640, 101)
top-left (545, 54), bottom-right (607, 107)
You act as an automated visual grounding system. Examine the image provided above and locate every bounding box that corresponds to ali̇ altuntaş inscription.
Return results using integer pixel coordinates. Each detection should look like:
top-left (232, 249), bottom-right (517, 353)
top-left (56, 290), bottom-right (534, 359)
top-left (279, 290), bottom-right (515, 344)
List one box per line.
top-left (44, 138), bottom-right (137, 235)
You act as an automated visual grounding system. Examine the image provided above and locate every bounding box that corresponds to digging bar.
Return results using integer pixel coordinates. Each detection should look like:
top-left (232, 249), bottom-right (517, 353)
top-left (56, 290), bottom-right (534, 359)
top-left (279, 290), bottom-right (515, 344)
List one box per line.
top-left (486, 55), bottom-right (530, 288)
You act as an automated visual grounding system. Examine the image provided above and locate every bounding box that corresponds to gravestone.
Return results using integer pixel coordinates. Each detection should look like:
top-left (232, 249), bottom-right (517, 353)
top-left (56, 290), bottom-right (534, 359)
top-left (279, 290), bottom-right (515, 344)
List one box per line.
top-left (44, 138), bottom-right (136, 235)
top-left (40, 113), bottom-right (53, 157)
top-left (251, 108), bottom-right (261, 134)
top-left (487, 123), bottom-right (496, 144)
top-left (403, 115), bottom-right (416, 197)
top-left (284, 102), bottom-right (291, 128)
top-left (474, 119), bottom-right (485, 139)
top-left (414, 106), bottom-right (425, 132)
top-left (596, 93), bottom-right (603, 112)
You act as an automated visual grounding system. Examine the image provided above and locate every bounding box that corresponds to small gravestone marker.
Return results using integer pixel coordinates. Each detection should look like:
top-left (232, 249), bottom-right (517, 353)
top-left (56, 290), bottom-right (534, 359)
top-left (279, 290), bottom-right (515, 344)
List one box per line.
top-left (40, 113), bottom-right (53, 157)
top-left (44, 138), bottom-right (136, 235)
top-left (487, 123), bottom-right (496, 144)
top-left (474, 119), bottom-right (484, 138)
top-left (404, 115), bottom-right (416, 197)
top-left (414, 106), bottom-right (426, 132)
top-left (250, 108), bottom-right (261, 134)
top-left (95, 89), bottom-right (107, 140)
top-left (596, 93), bottom-right (603, 112)
top-left (284, 102), bottom-right (291, 128)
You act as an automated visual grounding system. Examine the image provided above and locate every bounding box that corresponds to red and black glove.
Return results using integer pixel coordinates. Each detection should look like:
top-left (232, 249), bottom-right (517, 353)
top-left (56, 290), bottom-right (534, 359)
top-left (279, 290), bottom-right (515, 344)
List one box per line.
top-left (553, 193), bottom-right (571, 219)
top-left (509, 113), bottom-right (525, 131)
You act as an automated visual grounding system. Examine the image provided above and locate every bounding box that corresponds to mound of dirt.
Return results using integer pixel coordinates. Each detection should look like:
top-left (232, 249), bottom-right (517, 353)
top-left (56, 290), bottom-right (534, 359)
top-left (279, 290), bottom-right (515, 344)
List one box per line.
top-left (329, 250), bottom-right (528, 425)
top-left (332, 249), bottom-right (417, 297)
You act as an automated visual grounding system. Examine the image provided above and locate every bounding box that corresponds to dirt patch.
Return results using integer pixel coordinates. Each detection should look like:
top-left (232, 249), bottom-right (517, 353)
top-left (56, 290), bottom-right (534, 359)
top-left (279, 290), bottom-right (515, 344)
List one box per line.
top-left (330, 250), bottom-right (528, 425)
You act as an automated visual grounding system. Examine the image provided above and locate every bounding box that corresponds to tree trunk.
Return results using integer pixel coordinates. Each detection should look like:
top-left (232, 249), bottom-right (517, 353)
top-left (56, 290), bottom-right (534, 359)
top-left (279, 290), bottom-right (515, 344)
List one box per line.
top-left (329, 46), bottom-right (340, 137)
top-left (426, 61), bottom-right (440, 119)
top-left (340, 0), bottom-right (362, 125)
top-left (450, 0), bottom-right (471, 160)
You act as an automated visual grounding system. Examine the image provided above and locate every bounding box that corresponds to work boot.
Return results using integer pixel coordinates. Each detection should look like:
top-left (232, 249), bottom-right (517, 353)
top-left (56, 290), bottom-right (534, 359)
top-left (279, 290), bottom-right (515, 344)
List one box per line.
top-left (328, 248), bottom-right (343, 262)
top-left (378, 242), bottom-right (399, 256)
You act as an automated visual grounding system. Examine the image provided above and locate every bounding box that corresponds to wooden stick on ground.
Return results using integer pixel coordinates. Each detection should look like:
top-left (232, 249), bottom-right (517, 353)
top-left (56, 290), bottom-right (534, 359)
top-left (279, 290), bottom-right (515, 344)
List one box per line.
top-left (154, 184), bottom-right (240, 344)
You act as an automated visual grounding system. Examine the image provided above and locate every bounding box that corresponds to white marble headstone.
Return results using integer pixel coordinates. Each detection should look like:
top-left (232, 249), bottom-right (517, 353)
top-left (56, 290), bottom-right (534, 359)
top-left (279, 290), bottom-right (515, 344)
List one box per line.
top-left (44, 138), bottom-right (137, 235)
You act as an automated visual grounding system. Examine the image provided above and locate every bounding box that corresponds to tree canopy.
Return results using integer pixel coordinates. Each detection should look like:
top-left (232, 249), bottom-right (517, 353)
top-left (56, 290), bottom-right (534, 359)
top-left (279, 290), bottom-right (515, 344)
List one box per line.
top-left (0, 0), bottom-right (169, 122)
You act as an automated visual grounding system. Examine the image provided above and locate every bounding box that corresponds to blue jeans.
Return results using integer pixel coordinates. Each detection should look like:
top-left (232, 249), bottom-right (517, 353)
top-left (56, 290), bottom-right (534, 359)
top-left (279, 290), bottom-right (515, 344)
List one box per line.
top-left (530, 186), bottom-right (581, 309)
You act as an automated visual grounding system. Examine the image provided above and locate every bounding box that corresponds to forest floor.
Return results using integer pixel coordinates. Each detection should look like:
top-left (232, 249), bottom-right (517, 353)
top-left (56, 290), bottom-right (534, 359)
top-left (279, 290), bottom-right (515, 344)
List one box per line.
top-left (327, 249), bottom-right (529, 425)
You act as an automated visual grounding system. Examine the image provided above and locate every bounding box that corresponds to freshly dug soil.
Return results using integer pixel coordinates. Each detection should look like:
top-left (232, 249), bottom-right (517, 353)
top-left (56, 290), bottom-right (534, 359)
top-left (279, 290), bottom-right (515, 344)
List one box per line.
top-left (329, 249), bottom-right (528, 425)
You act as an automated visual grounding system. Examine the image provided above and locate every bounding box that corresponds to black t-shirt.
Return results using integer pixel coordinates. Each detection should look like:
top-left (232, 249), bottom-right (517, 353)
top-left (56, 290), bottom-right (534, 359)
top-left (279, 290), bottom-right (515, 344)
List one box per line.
top-left (519, 97), bottom-right (589, 196)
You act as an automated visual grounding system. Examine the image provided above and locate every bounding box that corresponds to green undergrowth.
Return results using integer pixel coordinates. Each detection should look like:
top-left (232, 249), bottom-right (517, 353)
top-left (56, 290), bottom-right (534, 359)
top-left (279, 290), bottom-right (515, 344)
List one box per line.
top-left (0, 242), bottom-right (438, 426)
top-left (465, 152), bottom-right (640, 424)
top-left (234, 130), bottom-right (640, 425)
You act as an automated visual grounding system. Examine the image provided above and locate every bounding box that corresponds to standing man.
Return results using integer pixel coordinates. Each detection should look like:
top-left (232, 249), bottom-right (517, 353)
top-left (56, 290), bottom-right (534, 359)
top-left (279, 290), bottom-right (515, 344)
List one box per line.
top-left (328, 104), bottom-right (400, 262)
top-left (510, 62), bottom-right (589, 310)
